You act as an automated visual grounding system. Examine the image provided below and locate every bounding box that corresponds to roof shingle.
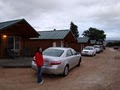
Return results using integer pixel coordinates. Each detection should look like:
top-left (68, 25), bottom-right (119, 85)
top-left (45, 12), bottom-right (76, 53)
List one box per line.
top-left (0, 19), bottom-right (23, 30)
top-left (77, 37), bottom-right (89, 43)
top-left (31, 30), bottom-right (70, 39)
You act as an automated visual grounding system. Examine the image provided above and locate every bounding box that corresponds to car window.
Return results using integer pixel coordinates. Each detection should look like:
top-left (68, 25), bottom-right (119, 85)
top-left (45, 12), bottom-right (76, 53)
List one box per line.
top-left (71, 49), bottom-right (77, 55)
top-left (84, 47), bottom-right (93, 50)
top-left (94, 45), bottom-right (100, 48)
top-left (43, 49), bottom-right (64, 57)
top-left (66, 50), bottom-right (73, 57)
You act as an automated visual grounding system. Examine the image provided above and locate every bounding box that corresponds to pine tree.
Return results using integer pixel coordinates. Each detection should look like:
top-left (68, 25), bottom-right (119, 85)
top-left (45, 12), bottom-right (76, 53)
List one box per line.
top-left (70, 22), bottom-right (79, 39)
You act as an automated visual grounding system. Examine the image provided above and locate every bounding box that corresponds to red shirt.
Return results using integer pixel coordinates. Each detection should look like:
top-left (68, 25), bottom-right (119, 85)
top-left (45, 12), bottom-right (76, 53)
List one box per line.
top-left (35, 52), bottom-right (44, 67)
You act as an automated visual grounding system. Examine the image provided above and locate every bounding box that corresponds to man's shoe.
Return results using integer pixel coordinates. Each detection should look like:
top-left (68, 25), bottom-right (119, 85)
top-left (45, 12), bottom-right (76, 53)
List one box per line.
top-left (40, 80), bottom-right (44, 84)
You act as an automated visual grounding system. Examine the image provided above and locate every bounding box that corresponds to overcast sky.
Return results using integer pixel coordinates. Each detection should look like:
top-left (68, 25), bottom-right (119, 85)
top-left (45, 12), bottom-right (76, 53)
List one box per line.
top-left (0, 0), bottom-right (120, 40)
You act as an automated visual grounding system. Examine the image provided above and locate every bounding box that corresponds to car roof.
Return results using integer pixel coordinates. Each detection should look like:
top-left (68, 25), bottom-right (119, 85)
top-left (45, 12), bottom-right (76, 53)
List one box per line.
top-left (46, 47), bottom-right (71, 51)
top-left (94, 45), bottom-right (100, 46)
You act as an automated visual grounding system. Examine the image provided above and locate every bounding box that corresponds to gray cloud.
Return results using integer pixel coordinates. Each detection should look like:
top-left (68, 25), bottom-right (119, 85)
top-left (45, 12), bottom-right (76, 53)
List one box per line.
top-left (0, 0), bottom-right (120, 40)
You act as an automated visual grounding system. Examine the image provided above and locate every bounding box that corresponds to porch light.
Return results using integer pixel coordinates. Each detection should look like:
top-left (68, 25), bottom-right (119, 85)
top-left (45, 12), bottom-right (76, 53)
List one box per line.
top-left (2, 35), bottom-right (7, 39)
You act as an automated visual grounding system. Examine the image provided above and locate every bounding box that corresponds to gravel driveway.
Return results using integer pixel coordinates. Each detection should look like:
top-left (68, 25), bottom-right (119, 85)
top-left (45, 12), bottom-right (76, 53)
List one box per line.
top-left (0, 48), bottom-right (120, 90)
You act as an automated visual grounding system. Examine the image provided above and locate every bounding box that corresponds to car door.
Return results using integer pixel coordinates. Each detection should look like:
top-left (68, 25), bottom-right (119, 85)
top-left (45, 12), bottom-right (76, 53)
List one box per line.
top-left (66, 50), bottom-right (75, 69)
top-left (71, 48), bottom-right (80, 65)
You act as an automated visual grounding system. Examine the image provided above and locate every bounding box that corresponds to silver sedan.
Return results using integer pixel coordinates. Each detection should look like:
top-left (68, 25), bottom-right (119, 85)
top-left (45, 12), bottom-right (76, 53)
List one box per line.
top-left (81, 46), bottom-right (96, 56)
top-left (32, 47), bottom-right (82, 76)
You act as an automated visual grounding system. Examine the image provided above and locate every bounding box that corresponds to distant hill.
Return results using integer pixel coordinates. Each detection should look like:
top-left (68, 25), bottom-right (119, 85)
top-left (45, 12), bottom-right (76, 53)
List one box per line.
top-left (105, 40), bottom-right (120, 46)
top-left (105, 40), bottom-right (120, 43)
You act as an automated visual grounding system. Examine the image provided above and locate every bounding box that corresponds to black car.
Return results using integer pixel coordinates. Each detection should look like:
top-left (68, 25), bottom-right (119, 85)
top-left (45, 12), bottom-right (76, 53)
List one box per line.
top-left (114, 46), bottom-right (119, 49)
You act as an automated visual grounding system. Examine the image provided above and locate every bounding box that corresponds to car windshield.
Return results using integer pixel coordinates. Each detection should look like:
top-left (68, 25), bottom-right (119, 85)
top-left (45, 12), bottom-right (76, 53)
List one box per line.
top-left (84, 47), bottom-right (93, 50)
top-left (94, 45), bottom-right (100, 48)
top-left (43, 49), bottom-right (64, 57)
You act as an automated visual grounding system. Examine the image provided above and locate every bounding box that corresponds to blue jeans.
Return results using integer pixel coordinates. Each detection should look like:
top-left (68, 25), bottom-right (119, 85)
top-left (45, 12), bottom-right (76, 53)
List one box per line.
top-left (37, 67), bottom-right (42, 83)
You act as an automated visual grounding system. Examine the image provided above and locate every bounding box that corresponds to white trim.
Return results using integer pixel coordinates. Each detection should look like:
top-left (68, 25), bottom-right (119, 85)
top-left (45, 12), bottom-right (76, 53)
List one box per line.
top-left (53, 42), bottom-right (56, 47)
top-left (61, 41), bottom-right (64, 47)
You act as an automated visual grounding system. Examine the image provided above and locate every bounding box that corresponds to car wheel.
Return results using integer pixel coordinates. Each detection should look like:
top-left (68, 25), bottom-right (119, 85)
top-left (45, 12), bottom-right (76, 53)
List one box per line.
top-left (77, 58), bottom-right (81, 67)
top-left (94, 53), bottom-right (96, 56)
top-left (91, 53), bottom-right (94, 57)
top-left (63, 65), bottom-right (69, 77)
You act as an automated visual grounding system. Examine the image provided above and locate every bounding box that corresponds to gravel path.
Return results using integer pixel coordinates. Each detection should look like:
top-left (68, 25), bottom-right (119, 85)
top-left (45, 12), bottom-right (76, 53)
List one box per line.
top-left (0, 48), bottom-right (120, 90)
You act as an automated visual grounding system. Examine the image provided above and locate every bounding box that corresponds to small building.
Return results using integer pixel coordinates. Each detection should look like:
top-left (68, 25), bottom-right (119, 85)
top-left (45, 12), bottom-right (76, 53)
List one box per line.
top-left (0, 19), bottom-right (39, 59)
top-left (96, 41), bottom-right (102, 45)
top-left (90, 40), bottom-right (96, 45)
top-left (25, 29), bottom-right (77, 56)
top-left (77, 37), bottom-right (90, 52)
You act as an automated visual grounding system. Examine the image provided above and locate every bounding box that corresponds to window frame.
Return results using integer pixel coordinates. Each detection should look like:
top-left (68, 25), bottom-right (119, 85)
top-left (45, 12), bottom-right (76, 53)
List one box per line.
top-left (7, 36), bottom-right (21, 50)
top-left (66, 50), bottom-right (73, 57)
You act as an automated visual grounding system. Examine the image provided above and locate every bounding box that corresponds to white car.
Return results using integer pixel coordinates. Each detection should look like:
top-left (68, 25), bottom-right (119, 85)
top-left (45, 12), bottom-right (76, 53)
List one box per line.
top-left (94, 45), bottom-right (103, 53)
top-left (32, 47), bottom-right (82, 76)
top-left (94, 45), bottom-right (101, 53)
top-left (81, 46), bottom-right (96, 56)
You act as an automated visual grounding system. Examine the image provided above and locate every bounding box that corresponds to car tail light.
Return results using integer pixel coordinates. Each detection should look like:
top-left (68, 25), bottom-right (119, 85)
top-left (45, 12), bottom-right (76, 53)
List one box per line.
top-left (50, 61), bottom-right (61, 65)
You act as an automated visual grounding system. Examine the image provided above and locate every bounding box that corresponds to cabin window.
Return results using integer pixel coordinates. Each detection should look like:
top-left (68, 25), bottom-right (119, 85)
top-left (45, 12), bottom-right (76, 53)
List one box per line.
top-left (7, 37), bottom-right (21, 50)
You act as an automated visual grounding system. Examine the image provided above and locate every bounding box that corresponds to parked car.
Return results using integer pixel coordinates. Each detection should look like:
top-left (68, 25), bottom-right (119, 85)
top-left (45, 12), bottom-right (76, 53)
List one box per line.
top-left (100, 45), bottom-right (104, 52)
top-left (81, 46), bottom-right (96, 56)
top-left (114, 46), bottom-right (119, 49)
top-left (94, 45), bottom-right (103, 52)
top-left (32, 47), bottom-right (82, 76)
top-left (94, 45), bottom-right (101, 53)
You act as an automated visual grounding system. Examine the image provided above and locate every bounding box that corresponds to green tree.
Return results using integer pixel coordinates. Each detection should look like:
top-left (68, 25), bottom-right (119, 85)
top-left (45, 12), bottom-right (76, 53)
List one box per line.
top-left (70, 22), bottom-right (79, 39)
top-left (82, 27), bottom-right (106, 42)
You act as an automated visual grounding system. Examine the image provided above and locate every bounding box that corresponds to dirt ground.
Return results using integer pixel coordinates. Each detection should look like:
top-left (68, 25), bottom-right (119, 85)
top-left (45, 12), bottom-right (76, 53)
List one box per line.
top-left (0, 48), bottom-right (120, 90)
